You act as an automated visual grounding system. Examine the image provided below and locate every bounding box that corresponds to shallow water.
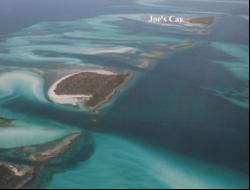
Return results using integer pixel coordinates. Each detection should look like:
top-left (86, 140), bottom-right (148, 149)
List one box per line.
top-left (0, 0), bottom-right (249, 189)
top-left (0, 71), bottom-right (46, 102)
top-left (47, 133), bottom-right (248, 189)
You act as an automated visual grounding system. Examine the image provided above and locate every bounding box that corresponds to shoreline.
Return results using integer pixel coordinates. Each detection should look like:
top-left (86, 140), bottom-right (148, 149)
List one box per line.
top-left (0, 162), bottom-right (35, 189)
top-left (187, 16), bottom-right (215, 26)
top-left (48, 69), bottom-right (116, 107)
top-left (30, 132), bottom-right (81, 162)
top-left (87, 70), bottom-right (134, 111)
top-left (48, 69), bottom-right (133, 111)
top-left (170, 43), bottom-right (195, 51)
top-left (0, 132), bottom-right (84, 189)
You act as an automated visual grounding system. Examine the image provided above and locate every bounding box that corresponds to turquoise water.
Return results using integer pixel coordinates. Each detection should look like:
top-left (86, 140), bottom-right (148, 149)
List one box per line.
top-left (0, 120), bottom-right (76, 149)
top-left (0, 0), bottom-right (249, 189)
top-left (211, 42), bottom-right (249, 81)
top-left (47, 133), bottom-right (248, 189)
top-left (0, 71), bottom-right (46, 102)
top-left (0, 108), bottom-right (80, 149)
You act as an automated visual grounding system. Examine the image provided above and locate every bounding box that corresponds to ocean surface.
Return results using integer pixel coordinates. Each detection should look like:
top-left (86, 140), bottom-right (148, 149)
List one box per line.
top-left (0, 0), bottom-right (249, 189)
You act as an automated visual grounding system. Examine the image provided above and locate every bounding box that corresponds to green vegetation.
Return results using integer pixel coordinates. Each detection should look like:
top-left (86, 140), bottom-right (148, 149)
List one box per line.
top-left (55, 71), bottom-right (133, 110)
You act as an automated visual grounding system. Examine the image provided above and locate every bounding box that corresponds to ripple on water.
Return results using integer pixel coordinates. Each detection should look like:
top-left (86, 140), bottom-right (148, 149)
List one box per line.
top-left (0, 71), bottom-right (46, 102)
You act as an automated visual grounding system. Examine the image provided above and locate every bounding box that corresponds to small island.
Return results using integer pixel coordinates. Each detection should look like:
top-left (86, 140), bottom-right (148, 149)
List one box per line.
top-left (0, 117), bottom-right (15, 128)
top-left (185, 16), bottom-right (214, 35)
top-left (170, 43), bottom-right (195, 51)
top-left (49, 70), bottom-right (133, 111)
top-left (0, 162), bottom-right (35, 189)
top-left (187, 16), bottom-right (214, 25)
top-left (29, 133), bottom-right (81, 162)
top-left (0, 131), bottom-right (88, 188)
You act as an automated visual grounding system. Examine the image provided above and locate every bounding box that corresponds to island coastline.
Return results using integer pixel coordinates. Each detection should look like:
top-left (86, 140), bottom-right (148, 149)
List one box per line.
top-left (48, 70), bottom-right (133, 111)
